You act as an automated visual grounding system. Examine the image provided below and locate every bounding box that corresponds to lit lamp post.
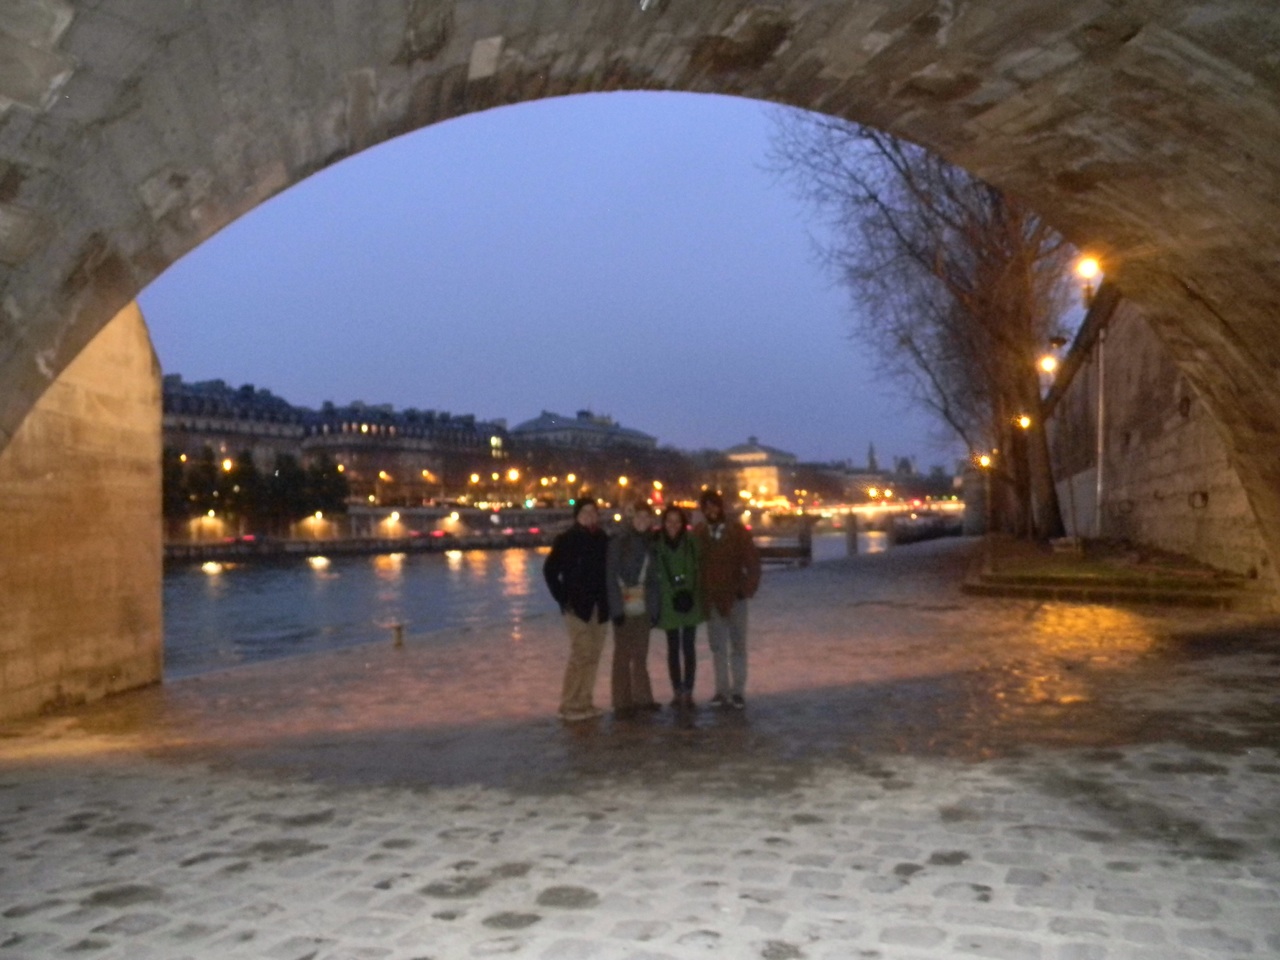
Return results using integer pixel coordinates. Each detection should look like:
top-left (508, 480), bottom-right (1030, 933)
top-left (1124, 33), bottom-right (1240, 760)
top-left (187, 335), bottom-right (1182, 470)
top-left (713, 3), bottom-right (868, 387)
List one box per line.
top-left (977, 452), bottom-right (994, 573)
top-left (1075, 255), bottom-right (1100, 307)
top-left (1075, 254), bottom-right (1106, 538)
top-left (1014, 415), bottom-right (1034, 539)
top-left (1038, 335), bottom-right (1067, 391)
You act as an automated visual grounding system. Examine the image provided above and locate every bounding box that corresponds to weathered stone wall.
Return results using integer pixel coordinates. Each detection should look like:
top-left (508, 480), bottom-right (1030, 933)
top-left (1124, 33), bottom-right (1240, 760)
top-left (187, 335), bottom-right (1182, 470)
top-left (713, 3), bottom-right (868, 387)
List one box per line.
top-left (0, 303), bottom-right (161, 721)
top-left (1048, 300), bottom-right (1274, 583)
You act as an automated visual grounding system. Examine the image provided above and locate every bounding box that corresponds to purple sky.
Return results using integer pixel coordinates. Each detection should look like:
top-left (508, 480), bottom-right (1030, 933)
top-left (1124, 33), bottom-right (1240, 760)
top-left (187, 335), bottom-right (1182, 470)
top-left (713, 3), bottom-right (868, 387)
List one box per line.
top-left (139, 91), bottom-right (963, 470)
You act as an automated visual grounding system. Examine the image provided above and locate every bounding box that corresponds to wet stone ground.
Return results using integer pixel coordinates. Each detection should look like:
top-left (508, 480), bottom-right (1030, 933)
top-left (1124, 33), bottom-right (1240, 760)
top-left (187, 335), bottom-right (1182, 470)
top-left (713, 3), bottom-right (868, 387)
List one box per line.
top-left (1, 538), bottom-right (1278, 959)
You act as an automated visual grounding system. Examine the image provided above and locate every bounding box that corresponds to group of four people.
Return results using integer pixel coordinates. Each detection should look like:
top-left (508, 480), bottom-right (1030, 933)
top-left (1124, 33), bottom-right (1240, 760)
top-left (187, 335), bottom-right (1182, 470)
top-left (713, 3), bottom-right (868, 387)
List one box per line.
top-left (542, 489), bottom-right (762, 722)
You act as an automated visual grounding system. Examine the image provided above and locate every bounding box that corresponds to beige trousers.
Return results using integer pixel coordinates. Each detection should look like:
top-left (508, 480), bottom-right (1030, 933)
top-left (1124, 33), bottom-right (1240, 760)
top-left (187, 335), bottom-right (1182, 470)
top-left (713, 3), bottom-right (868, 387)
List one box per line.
top-left (611, 615), bottom-right (655, 713)
top-left (559, 612), bottom-right (606, 715)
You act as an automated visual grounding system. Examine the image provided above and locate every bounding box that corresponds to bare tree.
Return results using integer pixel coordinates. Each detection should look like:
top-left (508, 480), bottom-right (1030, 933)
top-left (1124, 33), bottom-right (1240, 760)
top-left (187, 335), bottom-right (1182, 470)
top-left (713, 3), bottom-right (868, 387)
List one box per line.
top-left (769, 110), bottom-right (1075, 538)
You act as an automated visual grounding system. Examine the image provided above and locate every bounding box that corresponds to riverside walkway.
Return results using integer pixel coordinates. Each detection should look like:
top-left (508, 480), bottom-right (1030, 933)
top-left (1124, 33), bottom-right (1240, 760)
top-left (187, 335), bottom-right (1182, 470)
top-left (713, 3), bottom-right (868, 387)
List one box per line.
top-left (1, 538), bottom-right (1278, 959)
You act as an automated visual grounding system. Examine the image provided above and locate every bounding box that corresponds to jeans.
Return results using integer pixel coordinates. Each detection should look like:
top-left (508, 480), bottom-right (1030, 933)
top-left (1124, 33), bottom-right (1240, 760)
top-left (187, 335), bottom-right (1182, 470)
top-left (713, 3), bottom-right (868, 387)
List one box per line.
top-left (706, 599), bottom-right (748, 699)
top-left (665, 625), bottom-right (696, 695)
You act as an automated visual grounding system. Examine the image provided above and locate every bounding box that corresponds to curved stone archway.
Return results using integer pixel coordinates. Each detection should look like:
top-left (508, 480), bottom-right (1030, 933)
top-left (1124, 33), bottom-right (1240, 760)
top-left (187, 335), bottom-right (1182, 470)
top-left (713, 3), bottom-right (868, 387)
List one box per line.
top-left (2, 1), bottom-right (1280, 711)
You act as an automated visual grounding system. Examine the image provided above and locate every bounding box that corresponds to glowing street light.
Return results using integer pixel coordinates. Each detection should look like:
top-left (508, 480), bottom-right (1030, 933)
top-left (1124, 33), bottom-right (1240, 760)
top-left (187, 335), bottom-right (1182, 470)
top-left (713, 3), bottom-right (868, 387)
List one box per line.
top-left (975, 452), bottom-right (995, 571)
top-left (1016, 414), bottom-right (1032, 430)
top-left (1075, 255), bottom-right (1101, 307)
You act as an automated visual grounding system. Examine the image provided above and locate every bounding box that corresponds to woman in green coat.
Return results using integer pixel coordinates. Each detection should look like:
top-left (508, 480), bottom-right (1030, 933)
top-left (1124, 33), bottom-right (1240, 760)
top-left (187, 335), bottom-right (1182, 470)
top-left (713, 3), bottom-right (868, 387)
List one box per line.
top-left (654, 505), bottom-right (704, 707)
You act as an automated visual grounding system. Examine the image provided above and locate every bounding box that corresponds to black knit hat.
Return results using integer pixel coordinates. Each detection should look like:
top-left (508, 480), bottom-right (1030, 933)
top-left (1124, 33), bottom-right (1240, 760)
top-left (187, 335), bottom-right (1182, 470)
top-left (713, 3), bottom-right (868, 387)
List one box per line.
top-left (572, 498), bottom-right (598, 519)
top-left (698, 489), bottom-right (724, 509)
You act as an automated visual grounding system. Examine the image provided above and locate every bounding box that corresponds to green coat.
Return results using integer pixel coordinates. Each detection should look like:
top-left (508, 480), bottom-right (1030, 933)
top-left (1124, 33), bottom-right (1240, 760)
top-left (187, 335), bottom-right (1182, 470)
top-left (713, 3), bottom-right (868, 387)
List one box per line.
top-left (654, 531), bottom-right (704, 630)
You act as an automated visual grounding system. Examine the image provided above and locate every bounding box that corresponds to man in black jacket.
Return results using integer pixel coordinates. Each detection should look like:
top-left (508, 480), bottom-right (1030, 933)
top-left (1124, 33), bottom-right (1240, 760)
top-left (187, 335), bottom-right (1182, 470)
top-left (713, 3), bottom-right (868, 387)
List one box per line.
top-left (543, 499), bottom-right (611, 721)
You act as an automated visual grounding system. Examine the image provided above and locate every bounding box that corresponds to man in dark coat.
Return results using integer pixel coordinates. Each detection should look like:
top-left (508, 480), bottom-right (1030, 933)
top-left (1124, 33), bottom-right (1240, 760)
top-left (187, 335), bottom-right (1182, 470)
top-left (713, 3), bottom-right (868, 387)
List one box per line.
top-left (695, 489), bottom-right (761, 709)
top-left (543, 498), bottom-right (611, 721)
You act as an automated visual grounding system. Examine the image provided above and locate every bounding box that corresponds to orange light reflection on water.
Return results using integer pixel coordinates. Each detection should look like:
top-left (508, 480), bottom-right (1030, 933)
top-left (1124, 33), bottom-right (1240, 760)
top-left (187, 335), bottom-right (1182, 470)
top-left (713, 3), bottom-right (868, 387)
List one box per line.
top-left (500, 549), bottom-right (531, 598)
top-left (372, 552), bottom-right (405, 578)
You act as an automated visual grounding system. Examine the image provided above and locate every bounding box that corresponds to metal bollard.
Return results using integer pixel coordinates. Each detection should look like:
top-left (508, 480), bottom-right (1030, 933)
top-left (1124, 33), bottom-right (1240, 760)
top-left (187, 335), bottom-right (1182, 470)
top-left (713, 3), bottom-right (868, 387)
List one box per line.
top-left (391, 623), bottom-right (404, 648)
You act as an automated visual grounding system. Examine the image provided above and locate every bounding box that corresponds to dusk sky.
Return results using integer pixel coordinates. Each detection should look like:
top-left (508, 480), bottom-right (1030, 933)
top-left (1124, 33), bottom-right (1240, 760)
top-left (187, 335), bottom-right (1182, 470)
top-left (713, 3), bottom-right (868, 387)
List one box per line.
top-left (139, 91), bottom-right (963, 471)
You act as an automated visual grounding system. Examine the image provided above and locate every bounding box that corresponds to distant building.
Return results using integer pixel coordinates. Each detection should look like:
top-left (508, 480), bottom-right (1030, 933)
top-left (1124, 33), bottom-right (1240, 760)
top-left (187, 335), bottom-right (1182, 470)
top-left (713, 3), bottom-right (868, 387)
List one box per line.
top-left (303, 401), bottom-right (508, 504)
top-left (162, 375), bottom-right (509, 504)
top-left (162, 376), bottom-right (307, 472)
top-left (724, 437), bottom-right (797, 500)
top-left (511, 409), bottom-right (657, 450)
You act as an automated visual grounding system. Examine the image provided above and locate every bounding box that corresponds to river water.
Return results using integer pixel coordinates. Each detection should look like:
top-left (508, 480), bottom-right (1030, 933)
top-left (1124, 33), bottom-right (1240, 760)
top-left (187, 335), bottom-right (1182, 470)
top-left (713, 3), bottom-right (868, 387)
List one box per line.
top-left (163, 532), bottom-right (870, 678)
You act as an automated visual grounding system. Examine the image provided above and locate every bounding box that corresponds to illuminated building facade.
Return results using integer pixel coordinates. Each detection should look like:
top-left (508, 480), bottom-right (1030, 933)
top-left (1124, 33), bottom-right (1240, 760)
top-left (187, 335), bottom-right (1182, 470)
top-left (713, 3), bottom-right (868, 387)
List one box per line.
top-left (162, 376), bottom-right (509, 505)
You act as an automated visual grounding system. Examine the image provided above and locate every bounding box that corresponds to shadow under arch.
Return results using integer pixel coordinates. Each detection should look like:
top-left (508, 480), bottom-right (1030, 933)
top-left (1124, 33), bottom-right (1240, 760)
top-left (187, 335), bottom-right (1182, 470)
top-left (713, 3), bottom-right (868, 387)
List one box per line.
top-left (2, 0), bottom-right (1279, 716)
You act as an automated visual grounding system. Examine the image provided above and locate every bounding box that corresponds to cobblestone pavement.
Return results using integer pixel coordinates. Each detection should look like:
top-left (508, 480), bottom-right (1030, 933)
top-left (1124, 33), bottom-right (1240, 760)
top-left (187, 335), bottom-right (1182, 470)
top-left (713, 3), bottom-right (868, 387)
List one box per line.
top-left (2, 538), bottom-right (1279, 959)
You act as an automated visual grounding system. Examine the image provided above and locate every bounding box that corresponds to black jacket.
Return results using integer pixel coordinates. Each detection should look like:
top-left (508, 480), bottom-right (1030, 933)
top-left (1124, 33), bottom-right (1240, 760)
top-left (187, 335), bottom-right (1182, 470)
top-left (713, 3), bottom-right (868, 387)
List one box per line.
top-left (543, 522), bottom-right (611, 623)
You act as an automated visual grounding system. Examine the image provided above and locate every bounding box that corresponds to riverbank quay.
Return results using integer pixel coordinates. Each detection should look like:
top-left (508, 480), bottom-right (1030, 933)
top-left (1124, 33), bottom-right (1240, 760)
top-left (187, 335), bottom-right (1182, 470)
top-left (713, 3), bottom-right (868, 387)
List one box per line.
top-left (2, 538), bottom-right (1278, 959)
top-left (963, 535), bottom-right (1274, 611)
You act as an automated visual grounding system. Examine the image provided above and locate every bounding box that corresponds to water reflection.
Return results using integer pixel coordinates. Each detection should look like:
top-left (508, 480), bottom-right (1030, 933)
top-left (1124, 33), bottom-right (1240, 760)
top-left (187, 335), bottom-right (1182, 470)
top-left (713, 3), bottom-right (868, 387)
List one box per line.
top-left (165, 547), bottom-right (555, 678)
top-left (165, 534), bottom-right (865, 680)
top-left (373, 552), bottom-right (405, 578)
top-left (860, 531), bottom-right (888, 555)
top-left (1030, 605), bottom-right (1155, 662)
top-left (501, 548), bottom-right (539, 598)
top-left (996, 604), bottom-right (1158, 710)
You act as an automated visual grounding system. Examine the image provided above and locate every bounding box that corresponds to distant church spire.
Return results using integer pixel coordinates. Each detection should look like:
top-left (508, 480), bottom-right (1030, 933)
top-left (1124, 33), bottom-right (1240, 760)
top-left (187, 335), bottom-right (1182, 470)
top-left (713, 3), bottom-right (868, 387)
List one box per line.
top-left (867, 443), bottom-right (878, 472)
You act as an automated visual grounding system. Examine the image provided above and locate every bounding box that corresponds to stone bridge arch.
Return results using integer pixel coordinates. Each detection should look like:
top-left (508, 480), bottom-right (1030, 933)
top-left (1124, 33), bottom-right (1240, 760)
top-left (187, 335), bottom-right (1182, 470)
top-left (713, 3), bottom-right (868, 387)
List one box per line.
top-left (2, 0), bottom-right (1279, 716)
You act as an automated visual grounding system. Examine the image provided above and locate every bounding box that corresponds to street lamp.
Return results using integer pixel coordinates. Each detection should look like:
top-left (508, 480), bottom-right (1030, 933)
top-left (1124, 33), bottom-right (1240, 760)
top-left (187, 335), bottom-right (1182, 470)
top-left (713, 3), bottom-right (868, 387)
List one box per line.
top-left (976, 452), bottom-right (995, 573)
top-left (1072, 258), bottom-right (1108, 539)
top-left (1075, 255), bottom-right (1101, 307)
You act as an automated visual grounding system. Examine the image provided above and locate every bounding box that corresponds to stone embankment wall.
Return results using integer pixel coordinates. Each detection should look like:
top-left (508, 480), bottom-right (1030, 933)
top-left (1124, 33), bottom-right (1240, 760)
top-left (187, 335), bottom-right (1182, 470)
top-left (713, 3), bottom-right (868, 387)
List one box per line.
top-left (1048, 299), bottom-right (1274, 584)
top-left (0, 304), bottom-right (162, 721)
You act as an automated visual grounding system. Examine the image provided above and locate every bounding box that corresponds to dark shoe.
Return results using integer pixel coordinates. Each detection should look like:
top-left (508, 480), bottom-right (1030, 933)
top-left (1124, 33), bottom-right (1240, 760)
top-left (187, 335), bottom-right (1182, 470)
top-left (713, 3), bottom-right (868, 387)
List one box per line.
top-left (682, 691), bottom-right (695, 708)
top-left (731, 695), bottom-right (745, 710)
top-left (709, 694), bottom-right (729, 708)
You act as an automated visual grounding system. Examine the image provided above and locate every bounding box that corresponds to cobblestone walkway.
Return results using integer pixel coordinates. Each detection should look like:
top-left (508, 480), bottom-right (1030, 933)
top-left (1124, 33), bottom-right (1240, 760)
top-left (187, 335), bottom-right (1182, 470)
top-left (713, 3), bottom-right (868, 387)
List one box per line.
top-left (2, 539), bottom-right (1278, 959)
